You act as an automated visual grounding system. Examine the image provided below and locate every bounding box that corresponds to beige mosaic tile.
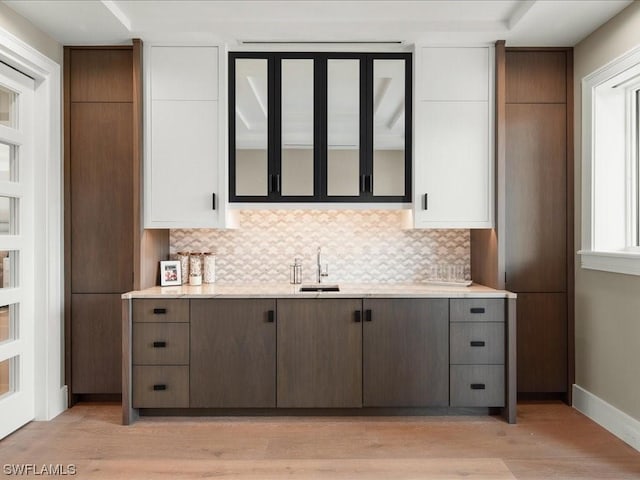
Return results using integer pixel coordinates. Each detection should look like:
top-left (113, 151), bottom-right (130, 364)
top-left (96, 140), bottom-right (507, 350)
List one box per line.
top-left (170, 210), bottom-right (470, 284)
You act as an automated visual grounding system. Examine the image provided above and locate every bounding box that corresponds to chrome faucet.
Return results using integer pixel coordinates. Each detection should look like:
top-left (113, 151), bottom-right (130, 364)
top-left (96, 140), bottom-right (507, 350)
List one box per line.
top-left (317, 247), bottom-right (329, 283)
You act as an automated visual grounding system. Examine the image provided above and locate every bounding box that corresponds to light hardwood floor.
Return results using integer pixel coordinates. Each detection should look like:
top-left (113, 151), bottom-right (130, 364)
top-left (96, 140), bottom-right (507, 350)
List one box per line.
top-left (1, 402), bottom-right (639, 479)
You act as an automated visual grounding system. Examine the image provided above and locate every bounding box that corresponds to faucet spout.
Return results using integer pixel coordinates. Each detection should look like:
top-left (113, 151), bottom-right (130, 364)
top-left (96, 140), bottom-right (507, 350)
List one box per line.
top-left (316, 247), bottom-right (328, 283)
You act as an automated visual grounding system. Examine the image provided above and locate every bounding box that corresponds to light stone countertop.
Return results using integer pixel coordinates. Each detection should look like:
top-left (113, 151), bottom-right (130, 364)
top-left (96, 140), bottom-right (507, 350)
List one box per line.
top-left (122, 283), bottom-right (516, 299)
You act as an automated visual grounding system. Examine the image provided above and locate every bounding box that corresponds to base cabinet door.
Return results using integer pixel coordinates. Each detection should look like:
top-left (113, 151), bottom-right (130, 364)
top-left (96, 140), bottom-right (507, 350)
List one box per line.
top-left (190, 299), bottom-right (276, 407)
top-left (363, 298), bottom-right (449, 407)
top-left (277, 299), bottom-right (362, 408)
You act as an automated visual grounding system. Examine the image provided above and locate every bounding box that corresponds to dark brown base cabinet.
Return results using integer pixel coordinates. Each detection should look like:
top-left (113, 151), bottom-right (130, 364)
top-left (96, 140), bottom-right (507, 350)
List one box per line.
top-left (363, 299), bottom-right (449, 407)
top-left (124, 296), bottom-right (515, 424)
top-left (190, 299), bottom-right (277, 408)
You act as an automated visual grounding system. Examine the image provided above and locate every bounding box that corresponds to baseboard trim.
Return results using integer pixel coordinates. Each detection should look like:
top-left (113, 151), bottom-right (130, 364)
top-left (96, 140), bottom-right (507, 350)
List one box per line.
top-left (572, 384), bottom-right (640, 452)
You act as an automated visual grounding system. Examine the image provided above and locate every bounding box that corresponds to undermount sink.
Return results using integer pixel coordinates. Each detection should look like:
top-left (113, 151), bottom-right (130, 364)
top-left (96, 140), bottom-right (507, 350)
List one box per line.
top-left (299, 284), bottom-right (340, 292)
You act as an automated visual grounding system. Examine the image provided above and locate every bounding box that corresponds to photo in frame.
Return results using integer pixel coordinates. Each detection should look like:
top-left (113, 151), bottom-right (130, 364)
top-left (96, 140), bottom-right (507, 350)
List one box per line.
top-left (160, 260), bottom-right (182, 286)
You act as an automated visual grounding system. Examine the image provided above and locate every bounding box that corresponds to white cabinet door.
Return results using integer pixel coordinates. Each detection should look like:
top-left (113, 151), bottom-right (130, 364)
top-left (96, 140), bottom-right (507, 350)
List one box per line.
top-left (413, 46), bottom-right (494, 229)
top-left (145, 45), bottom-right (227, 228)
top-left (150, 100), bottom-right (219, 226)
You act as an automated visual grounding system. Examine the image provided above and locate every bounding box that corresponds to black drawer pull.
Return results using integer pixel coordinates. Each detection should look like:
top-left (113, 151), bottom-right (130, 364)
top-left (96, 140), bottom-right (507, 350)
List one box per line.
top-left (470, 341), bottom-right (485, 347)
top-left (153, 308), bottom-right (167, 315)
top-left (355, 311), bottom-right (361, 322)
top-left (153, 384), bottom-right (167, 391)
top-left (365, 309), bottom-right (372, 322)
top-left (470, 383), bottom-right (486, 390)
top-left (470, 307), bottom-right (485, 314)
top-left (153, 341), bottom-right (166, 348)
top-left (267, 310), bottom-right (275, 323)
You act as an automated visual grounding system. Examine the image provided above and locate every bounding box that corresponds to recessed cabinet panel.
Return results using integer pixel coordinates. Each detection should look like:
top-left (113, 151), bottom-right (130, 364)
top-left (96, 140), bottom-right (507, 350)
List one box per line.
top-left (150, 100), bottom-right (219, 224)
top-left (150, 46), bottom-right (218, 101)
top-left (327, 59), bottom-right (360, 197)
top-left (417, 101), bottom-right (490, 224)
top-left (420, 47), bottom-right (489, 101)
top-left (373, 59), bottom-right (405, 197)
top-left (281, 59), bottom-right (314, 197)
top-left (235, 58), bottom-right (269, 197)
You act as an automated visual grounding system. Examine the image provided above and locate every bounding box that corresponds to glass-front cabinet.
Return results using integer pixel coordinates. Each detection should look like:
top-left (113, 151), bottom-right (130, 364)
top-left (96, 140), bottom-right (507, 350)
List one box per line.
top-left (229, 52), bottom-right (411, 203)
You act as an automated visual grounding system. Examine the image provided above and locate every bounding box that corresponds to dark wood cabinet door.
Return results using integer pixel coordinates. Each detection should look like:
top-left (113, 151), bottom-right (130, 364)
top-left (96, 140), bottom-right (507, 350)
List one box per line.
top-left (517, 293), bottom-right (567, 393)
top-left (363, 299), bottom-right (449, 407)
top-left (277, 299), bottom-right (362, 408)
top-left (505, 103), bottom-right (567, 292)
top-left (190, 299), bottom-right (276, 408)
top-left (71, 294), bottom-right (122, 394)
top-left (70, 49), bottom-right (133, 102)
top-left (506, 51), bottom-right (567, 104)
top-left (70, 102), bottom-right (133, 293)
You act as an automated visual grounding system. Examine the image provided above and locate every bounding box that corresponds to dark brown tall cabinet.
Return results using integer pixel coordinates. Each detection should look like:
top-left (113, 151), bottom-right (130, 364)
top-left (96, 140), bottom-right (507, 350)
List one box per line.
top-left (65, 42), bottom-right (168, 402)
top-left (472, 44), bottom-right (573, 399)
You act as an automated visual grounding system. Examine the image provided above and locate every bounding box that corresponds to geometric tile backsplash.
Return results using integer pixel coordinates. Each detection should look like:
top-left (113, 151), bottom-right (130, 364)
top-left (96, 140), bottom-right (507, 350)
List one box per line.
top-left (170, 210), bottom-right (470, 284)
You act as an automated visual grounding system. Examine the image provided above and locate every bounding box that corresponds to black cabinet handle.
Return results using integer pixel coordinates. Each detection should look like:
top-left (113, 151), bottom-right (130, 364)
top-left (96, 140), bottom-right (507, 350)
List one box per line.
top-left (365, 309), bottom-right (372, 322)
top-left (360, 175), bottom-right (366, 193)
top-left (423, 193), bottom-right (428, 210)
top-left (365, 175), bottom-right (373, 193)
top-left (153, 384), bottom-right (167, 391)
top-left (470, 383), bottom-right (486, 390)
top-left (470, 307), bottom-right (485, 314)
top-left (275, 174), bottom-right (281, 193)
top-left (354, 310), bottom-right (362, 322)
top-left (212, 193), bottom-right (216, 210)
top-left (267, 310), bottom-right (275, 323)
top-left (153, 308), bottom-right (167, 315)
top-left (269, 174), bottom-right (280, 193)
top-left (153, 341), bottom-right (167, 348)
top-left (470, 341), bottom-right (485, 347)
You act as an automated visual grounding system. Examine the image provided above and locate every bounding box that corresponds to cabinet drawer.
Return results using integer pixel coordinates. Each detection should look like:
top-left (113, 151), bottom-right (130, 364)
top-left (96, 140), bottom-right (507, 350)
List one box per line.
top-left (450, 323), bottom-right (504, 365)
top-left (450, 299), bottom-right (504, 323)
top-left (133, 365), bottom-right (189, 408)
top-left (133, 299), bottom-right (189, 323)
top-left (450, 365), bottom-right (504, 407)
top-left (133, 323), bottom-right (189, 365)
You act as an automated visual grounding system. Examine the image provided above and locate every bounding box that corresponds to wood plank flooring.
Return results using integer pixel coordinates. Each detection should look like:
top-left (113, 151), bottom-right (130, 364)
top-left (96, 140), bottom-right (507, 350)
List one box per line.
top-left (1, 402), bottom-right (639, 479)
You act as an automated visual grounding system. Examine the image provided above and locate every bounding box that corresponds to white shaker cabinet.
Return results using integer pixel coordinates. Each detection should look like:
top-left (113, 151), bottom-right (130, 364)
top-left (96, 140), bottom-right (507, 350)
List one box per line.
top-left (413, 46), bottom-right (494, 228)
top-left (144, 45), bottom-right (228, 228)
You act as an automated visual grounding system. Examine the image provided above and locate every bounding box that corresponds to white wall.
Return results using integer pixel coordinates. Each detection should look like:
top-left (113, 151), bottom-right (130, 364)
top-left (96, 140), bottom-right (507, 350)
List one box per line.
top-left (574, 1), bottom-right (640, 422)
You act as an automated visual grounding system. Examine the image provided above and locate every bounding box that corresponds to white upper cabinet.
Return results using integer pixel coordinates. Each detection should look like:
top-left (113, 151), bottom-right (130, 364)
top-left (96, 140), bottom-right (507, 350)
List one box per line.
top-left (145, 45), bottom-right (227, 228)
top-left (413, 46), bottom-right (494, 229)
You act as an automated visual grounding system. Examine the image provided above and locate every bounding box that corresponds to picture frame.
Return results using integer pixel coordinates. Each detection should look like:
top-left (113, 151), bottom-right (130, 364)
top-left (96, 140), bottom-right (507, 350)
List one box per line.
top-left (160, 260), bottom-right (182, 286)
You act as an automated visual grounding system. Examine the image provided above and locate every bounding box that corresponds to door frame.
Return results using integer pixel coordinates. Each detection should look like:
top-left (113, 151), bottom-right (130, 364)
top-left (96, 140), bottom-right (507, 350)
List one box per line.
top-left (0, 27), bottom-right (65, 421)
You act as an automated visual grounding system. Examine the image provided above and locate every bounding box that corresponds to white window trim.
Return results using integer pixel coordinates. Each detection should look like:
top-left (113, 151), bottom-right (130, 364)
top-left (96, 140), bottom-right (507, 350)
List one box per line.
top-left (580, 44), bottom-right (640, 276)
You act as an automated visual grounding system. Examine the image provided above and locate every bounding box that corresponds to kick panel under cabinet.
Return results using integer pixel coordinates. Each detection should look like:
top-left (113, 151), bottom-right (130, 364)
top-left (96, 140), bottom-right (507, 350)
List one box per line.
top-left (124, 295), bottom-right (515, 423)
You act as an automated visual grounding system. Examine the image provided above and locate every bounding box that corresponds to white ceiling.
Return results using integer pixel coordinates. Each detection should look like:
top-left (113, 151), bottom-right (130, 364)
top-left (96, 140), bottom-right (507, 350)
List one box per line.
top-left (3, 0), bottom-right (634, 47)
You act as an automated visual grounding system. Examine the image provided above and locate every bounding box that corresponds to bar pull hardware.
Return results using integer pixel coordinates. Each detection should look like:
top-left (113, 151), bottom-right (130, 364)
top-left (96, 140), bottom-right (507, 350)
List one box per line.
top-left (470, 383), bottom-right (486, 390)
top-left (267, 310), bottom-right (275, 323)
top-left (212, 193), bottom-right (216, 210)
top-left (268, 174), bottom-right (274, 193)
top-left (365, 309), bottom-right (372, 322)
top-left (365, 175), bottom-right (373, 193)
top-left (355, 310), bottom-right (362, 322)
top-left (275, 174), bottom-right (281, 193)
top-left (360, 175), bottom-right (366, 193)
top-left (153, 308), bottom-right (167, 315)
top-left (470, 307), bottom-right (485, 314)
top-left (152, 341), bottom-right (167, 348)
top-left (153, 384), bottom-right (167, 391)
top-left (423, 193), bottom-right (428, 210)
top-left (470, 341), bottom-right (485, 347)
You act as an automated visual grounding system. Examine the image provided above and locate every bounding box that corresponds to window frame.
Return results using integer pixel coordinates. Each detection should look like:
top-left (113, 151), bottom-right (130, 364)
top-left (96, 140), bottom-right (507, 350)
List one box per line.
top-left (579, 45), bottom-right (640, 275)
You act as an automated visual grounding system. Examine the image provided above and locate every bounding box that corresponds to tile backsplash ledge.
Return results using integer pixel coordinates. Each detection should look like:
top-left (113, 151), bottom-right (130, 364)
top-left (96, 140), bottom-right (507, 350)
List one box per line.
top-left (170, 210), bottom-right (470, 284)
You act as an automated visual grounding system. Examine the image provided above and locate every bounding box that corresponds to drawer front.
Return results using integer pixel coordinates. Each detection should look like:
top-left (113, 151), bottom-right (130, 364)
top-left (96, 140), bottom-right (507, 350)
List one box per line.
top-left (133, 323), bottom-right (189, 365)
top-left (450, 322), bottom-right (505, 365)
top-left (450, 365), bottom-right (505, 407)
top-left (450, 299), bottom-right (504, 323)
top-left (133, 365), bottom-right (189, 408)
top-left (133, 299), bottom-right (189, 323)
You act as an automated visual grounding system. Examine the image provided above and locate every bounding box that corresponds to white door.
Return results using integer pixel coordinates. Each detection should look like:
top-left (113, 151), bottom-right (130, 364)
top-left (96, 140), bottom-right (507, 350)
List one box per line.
top-left (0, 62), bottom-right (35, 438)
